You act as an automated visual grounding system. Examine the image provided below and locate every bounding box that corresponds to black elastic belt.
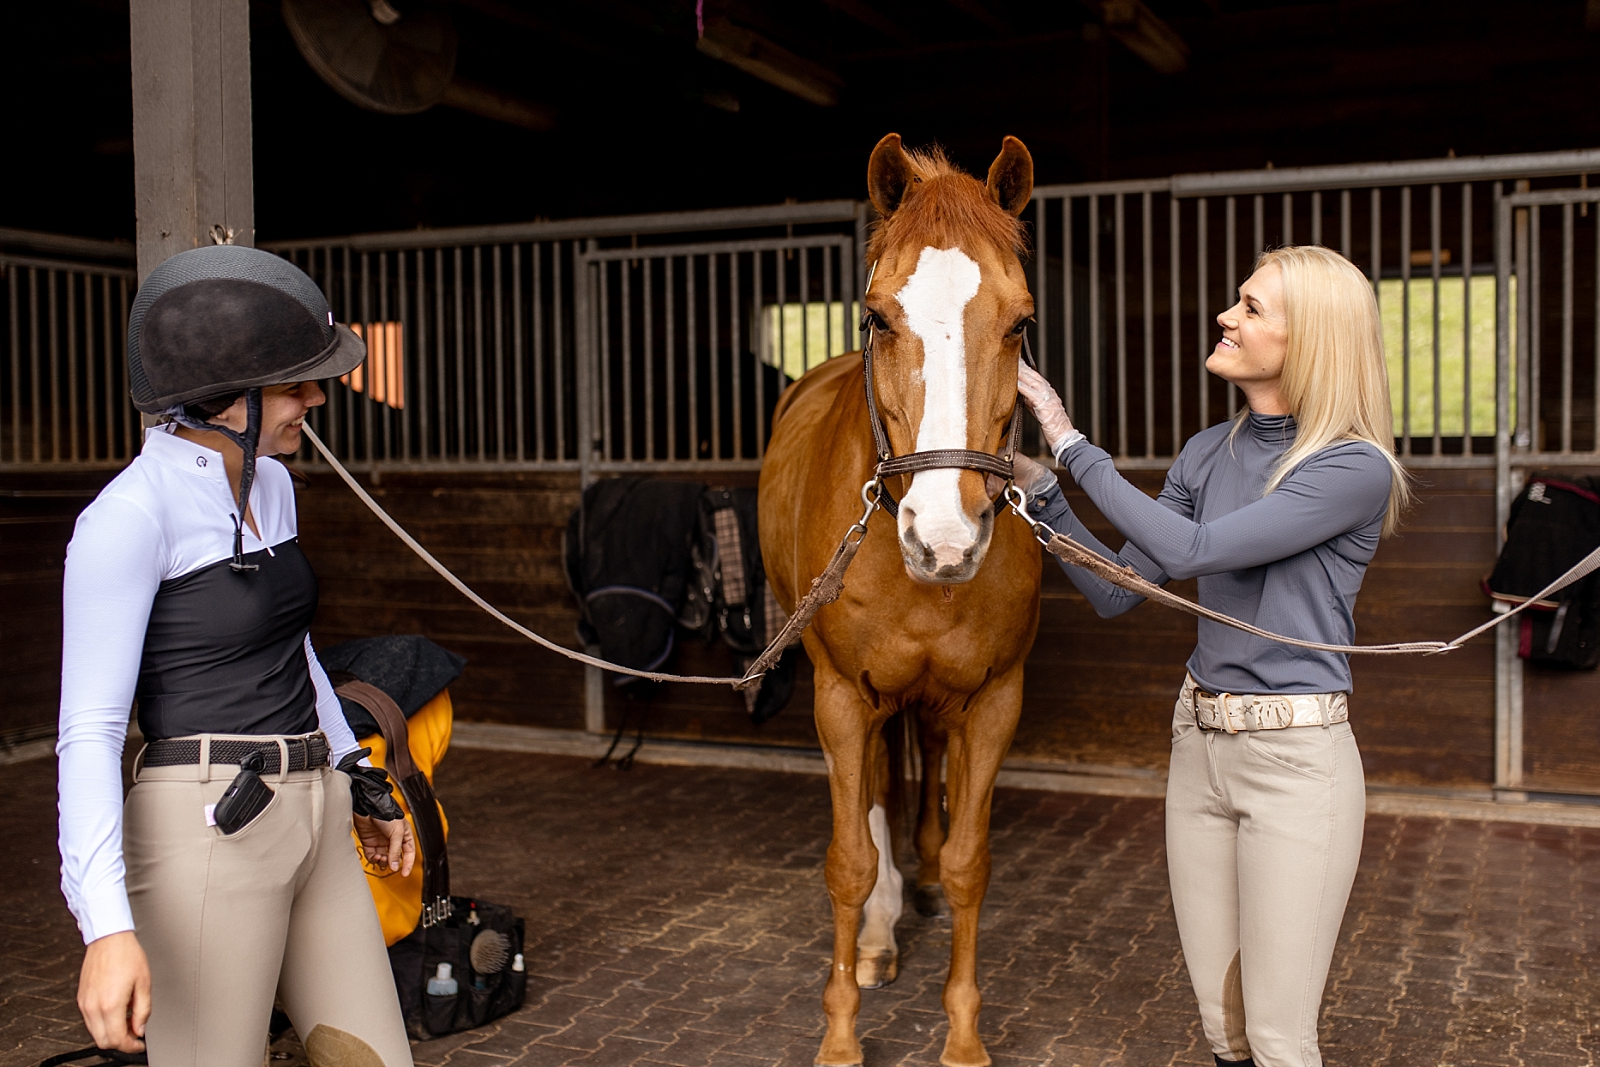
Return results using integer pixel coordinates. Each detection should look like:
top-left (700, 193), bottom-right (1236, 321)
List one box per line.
top-left (143, 734), bottom-right (329, 773)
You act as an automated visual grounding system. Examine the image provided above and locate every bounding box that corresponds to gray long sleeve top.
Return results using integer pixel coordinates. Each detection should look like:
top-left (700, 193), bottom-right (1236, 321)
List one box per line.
top-left (1029, 412), bottom-right (1393, 695)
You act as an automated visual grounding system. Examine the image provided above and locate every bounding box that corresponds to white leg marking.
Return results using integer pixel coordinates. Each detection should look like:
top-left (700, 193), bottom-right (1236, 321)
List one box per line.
top-left (894, 246), bottom-right (983, 567)
top-left (858, 802), bottom-right (904, 960)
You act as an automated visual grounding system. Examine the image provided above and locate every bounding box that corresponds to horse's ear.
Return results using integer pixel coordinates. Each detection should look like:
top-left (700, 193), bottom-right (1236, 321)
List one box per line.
top-left (868, 133), bottom-right (918, 218)
top-left (986, 136), bottom-right (1034, 217)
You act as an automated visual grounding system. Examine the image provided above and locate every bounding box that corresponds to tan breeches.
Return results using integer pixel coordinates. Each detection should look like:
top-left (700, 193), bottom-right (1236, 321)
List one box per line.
top-left (1165, 695), bottom-right (1365, 1067)
top-left (125, 741), bottom-right (413, 1067)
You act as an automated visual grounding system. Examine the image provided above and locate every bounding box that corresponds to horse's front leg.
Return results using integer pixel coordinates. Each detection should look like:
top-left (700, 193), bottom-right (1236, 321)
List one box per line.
top-left (914, 722), bottom-right (949, 917)
top-left (855, 726), bottom-right (903, 989)
top-left (813, 663), bottom-right (884, 1066)
top-left (938, 668), bottom-right (1025, 1067)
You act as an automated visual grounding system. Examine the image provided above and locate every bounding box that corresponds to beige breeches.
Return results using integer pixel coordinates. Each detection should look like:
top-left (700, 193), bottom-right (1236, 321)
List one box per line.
top-left (125, 739), bottom-right (413, 1067)
top-left (1165, 691), bottom-right (1365, 1067)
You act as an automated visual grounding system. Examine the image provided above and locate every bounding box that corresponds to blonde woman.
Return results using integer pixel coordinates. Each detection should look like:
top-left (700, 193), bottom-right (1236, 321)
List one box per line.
top-left (1013, 246), bottom-right (1409, 1067)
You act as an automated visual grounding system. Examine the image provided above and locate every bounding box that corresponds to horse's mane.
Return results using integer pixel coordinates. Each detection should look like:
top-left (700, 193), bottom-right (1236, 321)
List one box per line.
top-left (866, 147), bottom-right (1028, 264)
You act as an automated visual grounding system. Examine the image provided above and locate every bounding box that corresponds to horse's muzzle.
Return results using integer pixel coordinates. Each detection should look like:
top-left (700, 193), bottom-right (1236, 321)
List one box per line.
top-left (899, 504), bottom-right (995, 585)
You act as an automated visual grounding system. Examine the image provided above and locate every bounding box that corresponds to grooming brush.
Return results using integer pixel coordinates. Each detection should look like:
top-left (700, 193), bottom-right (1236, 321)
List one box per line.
top-left (470, 928), bottom-right (512, 976)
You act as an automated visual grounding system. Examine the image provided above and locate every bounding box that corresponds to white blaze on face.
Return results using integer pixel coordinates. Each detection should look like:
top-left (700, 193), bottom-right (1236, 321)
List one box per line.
top-left (893, 246), bottom-right (983, 567)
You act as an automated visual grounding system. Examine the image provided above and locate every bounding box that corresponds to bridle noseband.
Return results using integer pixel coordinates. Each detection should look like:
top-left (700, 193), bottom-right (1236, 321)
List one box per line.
top-left (859, 310), bottom-right (1038, 518)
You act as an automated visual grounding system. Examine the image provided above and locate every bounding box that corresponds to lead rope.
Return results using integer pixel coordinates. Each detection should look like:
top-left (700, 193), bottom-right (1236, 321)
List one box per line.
top-left (303, 424), bottom-right (748, 687)
top-left (307, 418), bottom-right (1594, 687)
top-left (1004, 485), bottom-right (1600, 656)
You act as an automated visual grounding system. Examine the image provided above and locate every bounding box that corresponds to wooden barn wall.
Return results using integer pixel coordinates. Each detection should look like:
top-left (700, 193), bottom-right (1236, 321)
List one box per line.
top-left (7, 463), bottom-right (1600, 796)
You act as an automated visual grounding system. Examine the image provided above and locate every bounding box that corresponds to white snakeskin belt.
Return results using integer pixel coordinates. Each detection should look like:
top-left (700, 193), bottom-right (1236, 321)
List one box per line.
top-left (1181, 674), bottom-right (1349, 733)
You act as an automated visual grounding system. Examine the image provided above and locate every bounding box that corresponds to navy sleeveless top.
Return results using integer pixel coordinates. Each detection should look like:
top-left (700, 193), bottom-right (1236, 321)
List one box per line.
top-left (135, 539), bottom-right (321, 740)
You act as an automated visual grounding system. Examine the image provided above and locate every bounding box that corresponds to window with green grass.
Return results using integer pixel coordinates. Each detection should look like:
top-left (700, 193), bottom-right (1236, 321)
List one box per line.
top-left (1378, 275), bottom-right (1515, 441)
top-left (762, 300), bottom-right (861, 381)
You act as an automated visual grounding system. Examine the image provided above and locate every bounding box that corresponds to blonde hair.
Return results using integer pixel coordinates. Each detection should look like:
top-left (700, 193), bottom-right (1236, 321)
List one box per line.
top-left (1251, 245), bottom-right (1412, 536)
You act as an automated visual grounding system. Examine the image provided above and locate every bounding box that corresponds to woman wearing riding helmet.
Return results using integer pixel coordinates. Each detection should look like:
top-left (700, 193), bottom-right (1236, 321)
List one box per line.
top-left (1011, 245), bottom-right (1410, 1067)
top-left (58, 245), bottom-right (416, 1067)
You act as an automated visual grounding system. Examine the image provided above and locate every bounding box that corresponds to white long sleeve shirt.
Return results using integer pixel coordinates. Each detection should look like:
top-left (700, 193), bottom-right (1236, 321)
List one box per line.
top-left (56, 426), bottom-right (360, 944)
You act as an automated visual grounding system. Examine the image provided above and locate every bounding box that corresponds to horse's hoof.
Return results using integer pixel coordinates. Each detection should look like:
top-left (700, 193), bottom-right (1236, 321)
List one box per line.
top-left (938, 1037), bottom-right (991, 1067)
top-left (815, 1033), bottom-right (864, 1067)
top-left (914, 883), bottom-right (949, 918)
top-left (855, 952), bottom-right (899, 989)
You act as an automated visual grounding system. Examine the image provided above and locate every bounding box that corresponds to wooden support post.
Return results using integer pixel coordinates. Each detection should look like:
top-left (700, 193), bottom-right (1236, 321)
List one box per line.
top-left (130, 0), bottom-right (255, 283)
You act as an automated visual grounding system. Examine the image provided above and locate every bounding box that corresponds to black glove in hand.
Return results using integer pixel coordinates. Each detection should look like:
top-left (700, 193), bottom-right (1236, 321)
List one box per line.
top-left (336, 747), bottom-right (406, 821)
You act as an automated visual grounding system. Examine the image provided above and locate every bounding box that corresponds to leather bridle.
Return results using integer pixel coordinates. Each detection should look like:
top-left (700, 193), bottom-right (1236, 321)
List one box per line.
top-left (859, 311), bottom-right (1038, 517)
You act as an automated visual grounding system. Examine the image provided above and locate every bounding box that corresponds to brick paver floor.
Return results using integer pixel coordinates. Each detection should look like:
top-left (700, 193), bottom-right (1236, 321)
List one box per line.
top-left (3, 747), bottom-right (1597, 1067)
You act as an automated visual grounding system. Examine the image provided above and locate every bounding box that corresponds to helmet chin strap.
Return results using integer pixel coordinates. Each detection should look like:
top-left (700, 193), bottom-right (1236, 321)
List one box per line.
top-left (165, 388), bottom-right (262, 572)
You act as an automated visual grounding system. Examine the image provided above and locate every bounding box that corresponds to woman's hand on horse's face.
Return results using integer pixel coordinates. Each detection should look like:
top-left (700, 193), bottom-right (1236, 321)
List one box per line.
top-left (1017, 364), bottom-right (1075, 451)
top-left (987, 453), bottom-right (1058, 505)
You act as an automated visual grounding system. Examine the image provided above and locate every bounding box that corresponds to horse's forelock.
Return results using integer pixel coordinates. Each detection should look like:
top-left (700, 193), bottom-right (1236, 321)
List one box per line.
top-left (866, 149), bottom-right (1028, 266)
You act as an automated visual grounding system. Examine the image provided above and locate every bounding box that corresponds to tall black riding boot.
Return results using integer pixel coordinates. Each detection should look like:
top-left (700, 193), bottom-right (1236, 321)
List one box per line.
top-left (1214, 1056), bottom-right (1256, 1067)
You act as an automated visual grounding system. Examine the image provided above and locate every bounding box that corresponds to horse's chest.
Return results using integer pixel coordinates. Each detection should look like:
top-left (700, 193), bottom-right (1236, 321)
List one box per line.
top-left (821, 601), bottom-right (1005, 694)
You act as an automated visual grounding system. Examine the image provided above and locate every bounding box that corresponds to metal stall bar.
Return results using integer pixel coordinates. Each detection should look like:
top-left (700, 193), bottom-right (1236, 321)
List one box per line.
top-left (1114, 193), bottom-right (1128, 458)
top-left (665, 257), bottom-right (676, 461)
top-left (731, 250), bottom-right (742, 460)
top-left (1197, 198), bottom-right (1208, 432)
top-left (416, 249), bottom-right (431, 462)
top-left (1340, 190), bottom-right (1351, 259)
top-left (753, 251), bottom-right (764, 460)
top-left (47, 270), bottom-right (59, 460)
top-left (101, 273), bottom-right (117, 459)
top-left (1089, 195), bottom-right (1101, 445)
top-left (710, 251), bottom-right (721, 458)
top-left (1401, 186), bottom-right (1413, 456)
top-left (8, 266), bottom-right (19, 463)
top-left (619, 254), bottom-right (631, 460)
top-left (66, 270), bottom-right (78, 461)
top-left (1440, 184), bottom-right (1452, 460)
top-left (1035, 196), bottom-right (1048, 421)
top-left (1462, 184), bottom-right (1473, 450)
top-left (1225, 196), bottom-right (1237, 419)
top-left (1062, 193), bottom-right (1073, 428)
top-left (1494, 192), bottom-right (1523, 794)
top-left (472, 246), bottom-right (486, 462)
top-left (1142, 191), bottom-right (1155, 459)
top-left (643, 257), bottom-right (654, 461)
top-left (493, 246), bottom-right (506, 462)
top-left (1561, 203), bottom-right (1574, 453)
top-left (575, 233), bottom-right (851, 472)
top-left (599, 256), bottom-right (612, 460)
top-left (1170, 195), bottom-right (1181, 456)
top-left (360, 253), bottom-right (374, 463)
top-left (553, 243), bottom-right (566, 463)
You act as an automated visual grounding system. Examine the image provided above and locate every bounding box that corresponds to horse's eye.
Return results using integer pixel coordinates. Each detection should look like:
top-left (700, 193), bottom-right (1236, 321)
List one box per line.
top-left (1010, 318), bottom-right (1033, 338)
top-left (863, 310), bottom-right (888, 332)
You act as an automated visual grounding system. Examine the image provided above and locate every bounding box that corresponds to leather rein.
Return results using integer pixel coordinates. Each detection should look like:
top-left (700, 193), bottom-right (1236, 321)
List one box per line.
top-left (858, 312), bottom-right (1039, 517)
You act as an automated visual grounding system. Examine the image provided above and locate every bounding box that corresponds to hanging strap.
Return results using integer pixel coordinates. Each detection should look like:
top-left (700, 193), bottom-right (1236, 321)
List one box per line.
top-left (337, 681), bottom-right (453, 927)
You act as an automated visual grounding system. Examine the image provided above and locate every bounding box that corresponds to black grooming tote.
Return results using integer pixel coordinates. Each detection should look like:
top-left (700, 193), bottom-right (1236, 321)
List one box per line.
top-left (336, 681), bottom-right (528, 1040)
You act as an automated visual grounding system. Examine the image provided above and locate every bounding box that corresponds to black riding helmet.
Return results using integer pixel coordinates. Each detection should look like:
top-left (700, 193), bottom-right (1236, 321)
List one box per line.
top-left (128, 245), bottom-right (366, 570)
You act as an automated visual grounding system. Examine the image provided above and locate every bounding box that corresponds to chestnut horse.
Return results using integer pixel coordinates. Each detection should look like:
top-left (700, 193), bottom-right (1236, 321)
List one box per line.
top-left (758, 134), bottom-right (1042, 1067)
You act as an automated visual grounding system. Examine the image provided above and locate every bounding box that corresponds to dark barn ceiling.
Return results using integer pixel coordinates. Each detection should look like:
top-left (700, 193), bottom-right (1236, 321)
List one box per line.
top-left (6, 0), bottom-right (1600, 245)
